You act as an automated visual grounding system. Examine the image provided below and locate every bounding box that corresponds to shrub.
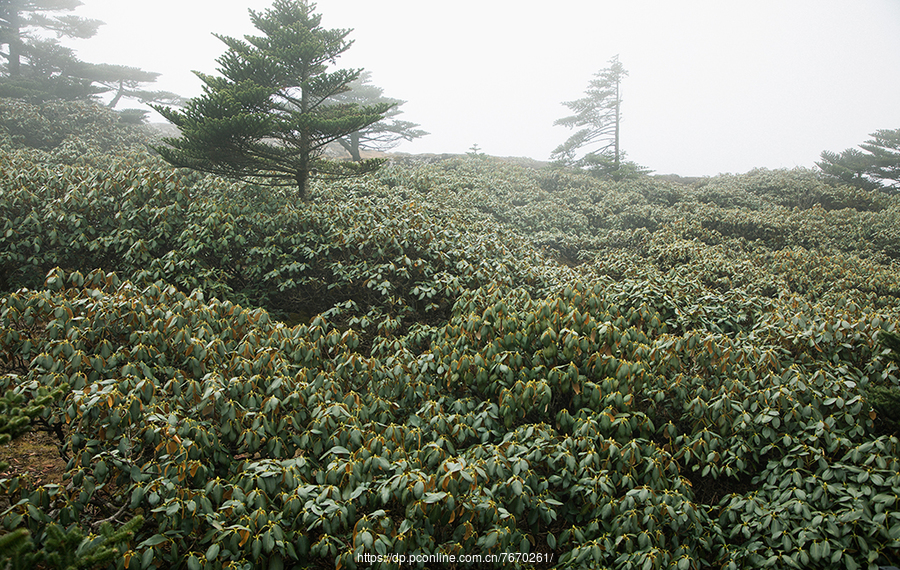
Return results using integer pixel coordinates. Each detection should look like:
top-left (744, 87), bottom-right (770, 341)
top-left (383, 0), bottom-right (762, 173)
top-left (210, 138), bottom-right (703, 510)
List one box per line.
top-left (0, 98), bottom-right (152, 152)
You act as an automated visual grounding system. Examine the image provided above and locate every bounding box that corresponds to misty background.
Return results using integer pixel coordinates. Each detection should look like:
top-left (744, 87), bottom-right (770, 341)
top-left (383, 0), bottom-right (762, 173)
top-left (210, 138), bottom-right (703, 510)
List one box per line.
top-left (62, 0), bottom-right (900, 176)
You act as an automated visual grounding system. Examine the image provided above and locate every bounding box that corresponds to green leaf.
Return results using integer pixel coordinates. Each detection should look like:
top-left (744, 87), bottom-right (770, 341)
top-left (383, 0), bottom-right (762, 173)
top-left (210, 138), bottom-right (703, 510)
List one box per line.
top-left (422, 492), bottom-right (447, 504)
top-left (139, 534), bottom-right (168, 547)
top-left (810, 541), bottom-right (822, 562)
top-left (142, 548), bottom-right (155, 568)
top-left (324, 445), bottom-right (351, 457)
top-left (890, 523), bottom-right (900, 540)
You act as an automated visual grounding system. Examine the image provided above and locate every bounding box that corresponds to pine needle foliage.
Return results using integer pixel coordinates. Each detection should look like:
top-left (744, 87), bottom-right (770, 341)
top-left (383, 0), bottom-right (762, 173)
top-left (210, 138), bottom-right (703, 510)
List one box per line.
top-left (818, 128), bottom-right (900, 191)
top-left (152, 0), bottom-right (394, 201)
top-left (0, 385), bottom-right (67, 471)
top-left (0, 516), bottom-right (143, 570)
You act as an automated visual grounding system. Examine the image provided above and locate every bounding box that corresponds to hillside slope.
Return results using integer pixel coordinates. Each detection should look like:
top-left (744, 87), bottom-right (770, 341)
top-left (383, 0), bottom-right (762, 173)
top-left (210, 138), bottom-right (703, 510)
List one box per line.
top-left (1, 124), bottom-right (899, 569)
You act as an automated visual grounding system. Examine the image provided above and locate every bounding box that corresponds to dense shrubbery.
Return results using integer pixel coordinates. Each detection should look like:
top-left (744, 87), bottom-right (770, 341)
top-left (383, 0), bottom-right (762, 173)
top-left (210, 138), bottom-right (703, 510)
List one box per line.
top-left (1, 129), bottom-right (900, 569)
top-left (0, 99), bottom-right (153, 156)
top-left (0, 145), bottom-right (561, 340)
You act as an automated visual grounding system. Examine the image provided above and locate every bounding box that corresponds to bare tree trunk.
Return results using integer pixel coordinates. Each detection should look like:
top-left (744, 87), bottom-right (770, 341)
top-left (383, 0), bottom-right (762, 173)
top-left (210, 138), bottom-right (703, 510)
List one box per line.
top-left (336, 134), bottom-right (362, 161)
top-left (298, 76), bottom-right (310, 201)
top-left (613, 74), bottom-right (621, 175)
top-left (349, 132), bottom-right (361, 161)
top-left (296, 170), bottom-right (308, 201)
top-left (107, 80), bottom-right (125, 108)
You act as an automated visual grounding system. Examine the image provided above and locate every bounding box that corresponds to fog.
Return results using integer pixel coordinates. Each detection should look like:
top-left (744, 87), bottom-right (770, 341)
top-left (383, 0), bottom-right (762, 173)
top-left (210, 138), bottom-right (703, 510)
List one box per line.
top-left (65, 0), bottom-right (900, 176)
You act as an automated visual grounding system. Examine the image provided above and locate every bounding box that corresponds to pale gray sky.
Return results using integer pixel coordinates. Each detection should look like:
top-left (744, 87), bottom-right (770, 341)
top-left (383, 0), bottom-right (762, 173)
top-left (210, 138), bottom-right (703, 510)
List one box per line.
top-left (65, 0), bottom-right (900, 176)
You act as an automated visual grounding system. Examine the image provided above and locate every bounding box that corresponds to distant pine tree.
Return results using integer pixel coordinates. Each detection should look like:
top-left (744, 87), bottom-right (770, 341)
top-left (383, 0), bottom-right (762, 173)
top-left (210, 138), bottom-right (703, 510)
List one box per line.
top-left (0, 2), bottom-right (177, 106)
top-left (860, 129), bottom-right (900, 190)
top-left (331, 71), bottom-right (428, 161)
top-left (0, 1), bottom-right (103, 100)
top-left (552, 55), bottom-right (648, 181)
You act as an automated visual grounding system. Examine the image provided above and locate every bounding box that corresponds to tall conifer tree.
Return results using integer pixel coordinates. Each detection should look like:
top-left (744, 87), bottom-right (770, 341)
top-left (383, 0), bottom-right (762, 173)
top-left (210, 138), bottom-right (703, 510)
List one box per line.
top-left (859, 129), bottom-right (900, 189)
top-left (818, 128), bottom-right (900, 191)
top-left (0, 0), bottom-right (102, 78)
top-left (332, 71), bottom-right (427, 161)
top-left (552, 55), bottom-right (647, 180)
top-left (153, 0), bottom-right (393, 201)
top-left (0, 0), bottom-right (104, 100)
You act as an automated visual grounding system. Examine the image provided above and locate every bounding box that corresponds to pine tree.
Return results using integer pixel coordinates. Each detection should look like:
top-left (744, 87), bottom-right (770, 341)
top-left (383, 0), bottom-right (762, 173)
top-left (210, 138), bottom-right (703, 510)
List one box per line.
top-left (0, 36), bottom-right (100, 101)
top-left (818, 128), bottom-right (900, 191)
top-left (817, 148), bottom-right (881, 190)
top-left (0, 0), bottom-right (102, 78)
top-left (0, 2), bottom-right (179, 108)
top-left (552, 55), bottom-right (629, 172)
top-left (0, 0), bottom-right (103, 99)
top-left (331, 71), bottom-right (427, 161)
top-left (858, 129), bottom-right (900, 190)
top-left (77, 62), bottom-right (185, 113)
top-left (153, 0), bottom-right (394, 201)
